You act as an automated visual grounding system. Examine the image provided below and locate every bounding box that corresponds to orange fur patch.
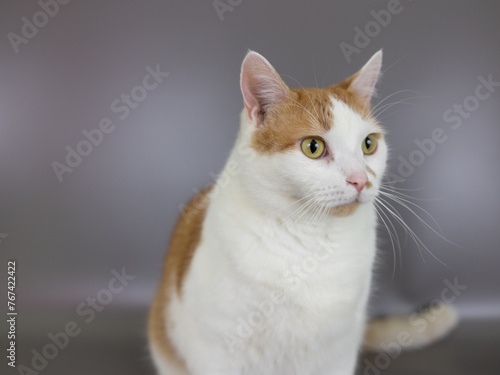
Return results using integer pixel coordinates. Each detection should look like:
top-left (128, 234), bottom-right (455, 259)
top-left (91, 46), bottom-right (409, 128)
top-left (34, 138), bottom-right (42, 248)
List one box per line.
top-left (250, 88), bottom-right (332, 154)
top-left (148, 187), bottom-right (212, 371)
top-left (366, 166), bottom-right (377, 178)
top-left (331, 201), bottom-right (360, 217)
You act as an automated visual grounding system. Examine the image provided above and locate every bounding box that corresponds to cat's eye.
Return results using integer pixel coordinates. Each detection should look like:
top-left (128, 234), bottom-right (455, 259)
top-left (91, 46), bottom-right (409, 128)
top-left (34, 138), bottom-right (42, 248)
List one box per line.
top-left (301, 137), bottom-right (325, 159)
top-left (362, 134), bottom-right (378, 155)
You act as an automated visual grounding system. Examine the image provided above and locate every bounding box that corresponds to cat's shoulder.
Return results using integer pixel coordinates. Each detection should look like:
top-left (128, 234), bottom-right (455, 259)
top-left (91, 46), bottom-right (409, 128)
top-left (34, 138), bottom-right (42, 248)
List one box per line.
top-left (166, 186), bottom-right (212, 294)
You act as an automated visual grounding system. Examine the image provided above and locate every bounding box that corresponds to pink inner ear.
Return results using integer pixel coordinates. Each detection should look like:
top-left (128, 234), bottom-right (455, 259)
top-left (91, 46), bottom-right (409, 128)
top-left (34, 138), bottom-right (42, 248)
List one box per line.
top-left (240, 77), bottom-right (259, 121)
top-left (240, 51), bottom-right (289, 124)
top-left (351, 50), bottom-right (383, 103)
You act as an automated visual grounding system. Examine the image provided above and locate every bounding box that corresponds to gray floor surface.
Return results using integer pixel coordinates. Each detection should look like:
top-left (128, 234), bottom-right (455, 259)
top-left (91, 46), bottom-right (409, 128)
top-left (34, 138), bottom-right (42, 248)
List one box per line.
top-left (10, 309), bottom-right (500, 375)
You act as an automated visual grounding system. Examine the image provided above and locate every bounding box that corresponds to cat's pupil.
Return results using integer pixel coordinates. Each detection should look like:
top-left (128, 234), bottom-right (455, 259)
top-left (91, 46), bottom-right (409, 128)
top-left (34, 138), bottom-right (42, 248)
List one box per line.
top-left (365, 137), bottom-right (372, 149)
top-left (310, 139), bottom-right (318, 154)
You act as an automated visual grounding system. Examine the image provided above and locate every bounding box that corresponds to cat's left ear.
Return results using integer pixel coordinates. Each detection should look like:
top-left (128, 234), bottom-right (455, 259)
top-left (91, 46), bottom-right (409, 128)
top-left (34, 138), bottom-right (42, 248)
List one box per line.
top-left (348, 50), bottom-right (383, 105)
top-left (240, 51), bottom-right (291, 125)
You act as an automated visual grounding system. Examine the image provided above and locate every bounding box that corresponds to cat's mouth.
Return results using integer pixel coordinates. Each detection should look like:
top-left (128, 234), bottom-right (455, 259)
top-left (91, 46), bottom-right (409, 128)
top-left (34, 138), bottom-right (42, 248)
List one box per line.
top-left (308, 187), bottom-right (365, 217)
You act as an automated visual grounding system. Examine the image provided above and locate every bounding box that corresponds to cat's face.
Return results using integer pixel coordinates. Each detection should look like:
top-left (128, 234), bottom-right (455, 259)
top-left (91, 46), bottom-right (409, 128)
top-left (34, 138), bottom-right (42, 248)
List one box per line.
top-left (237, 51), bottom-right (387, 221)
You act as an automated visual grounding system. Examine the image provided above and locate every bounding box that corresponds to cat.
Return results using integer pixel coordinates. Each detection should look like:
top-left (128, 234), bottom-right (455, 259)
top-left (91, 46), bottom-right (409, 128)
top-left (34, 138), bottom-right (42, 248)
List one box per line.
top-left (148, 50), bottom-right (458, 375)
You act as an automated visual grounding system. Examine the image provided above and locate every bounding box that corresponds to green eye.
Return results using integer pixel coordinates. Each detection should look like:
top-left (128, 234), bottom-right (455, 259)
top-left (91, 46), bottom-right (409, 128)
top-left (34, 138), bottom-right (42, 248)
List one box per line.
top-left (301, 137), bottom-right (325, 159)
top-left (362, 134), bottom-right (378, 155)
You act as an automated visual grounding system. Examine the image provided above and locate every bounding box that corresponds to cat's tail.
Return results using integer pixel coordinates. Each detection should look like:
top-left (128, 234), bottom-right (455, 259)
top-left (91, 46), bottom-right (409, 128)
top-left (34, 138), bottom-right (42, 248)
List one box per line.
top-left (362, 303), bottom-right (459, 352)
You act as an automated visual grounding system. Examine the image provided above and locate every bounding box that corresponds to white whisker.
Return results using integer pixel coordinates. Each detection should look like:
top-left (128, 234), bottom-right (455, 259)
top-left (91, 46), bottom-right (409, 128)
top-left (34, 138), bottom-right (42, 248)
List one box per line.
top-left (378, 190), bottom-right (443, 232)
top-left (371, 89), bottom-right (424, 113)
top-left (372, 96), bottom-right (425, 119)
top-left (376, 195), bottom-right (451, 268)
top-left (373, 200), bottom-right (401, 280)
top-left (285, 196), bottom-right (318, 223)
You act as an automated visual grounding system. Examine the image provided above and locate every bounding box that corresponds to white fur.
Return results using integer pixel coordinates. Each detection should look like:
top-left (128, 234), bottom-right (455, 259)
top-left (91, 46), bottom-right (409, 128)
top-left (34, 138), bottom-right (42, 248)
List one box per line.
top-left (155, 93), bottom-right (388, 374)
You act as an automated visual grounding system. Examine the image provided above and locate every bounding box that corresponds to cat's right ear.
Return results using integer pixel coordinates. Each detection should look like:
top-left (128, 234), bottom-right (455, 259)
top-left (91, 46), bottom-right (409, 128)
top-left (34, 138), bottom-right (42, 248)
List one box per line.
top-left (240, 51), bottom-right (290, 126)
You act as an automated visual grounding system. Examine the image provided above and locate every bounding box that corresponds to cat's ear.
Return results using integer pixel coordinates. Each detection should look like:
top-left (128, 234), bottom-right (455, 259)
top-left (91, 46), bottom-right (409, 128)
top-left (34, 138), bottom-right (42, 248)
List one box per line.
top-left (348, 50), bottom-right (383, 104)
top-left (240, 51), bottom-right (291, 125)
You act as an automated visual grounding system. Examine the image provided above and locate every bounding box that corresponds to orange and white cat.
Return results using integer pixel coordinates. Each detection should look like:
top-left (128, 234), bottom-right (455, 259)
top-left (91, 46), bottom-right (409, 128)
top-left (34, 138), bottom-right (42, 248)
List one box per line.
top-left (148, 50), bottom-right (457, 375)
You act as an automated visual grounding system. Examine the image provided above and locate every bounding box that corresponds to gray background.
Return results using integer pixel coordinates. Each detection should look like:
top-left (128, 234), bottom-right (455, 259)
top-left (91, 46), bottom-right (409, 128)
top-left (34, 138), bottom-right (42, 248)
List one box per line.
top-left (1, 0), bottom-right (499, 374)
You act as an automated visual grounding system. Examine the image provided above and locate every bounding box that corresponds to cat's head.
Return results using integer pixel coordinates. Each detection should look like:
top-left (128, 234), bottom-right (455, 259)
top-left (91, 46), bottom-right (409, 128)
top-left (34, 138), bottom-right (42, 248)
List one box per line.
top-left (234, 50), bottom-right (387, 221)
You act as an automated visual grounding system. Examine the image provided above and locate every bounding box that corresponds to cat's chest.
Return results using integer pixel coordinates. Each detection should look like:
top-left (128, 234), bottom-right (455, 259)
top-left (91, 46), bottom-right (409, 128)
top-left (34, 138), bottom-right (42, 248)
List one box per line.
top-left (234, 215), bottom-right (374, 281)
top-left (202, 198), bottom-right (377, 314)
top-left (227, 220), bottom-right (373, 313)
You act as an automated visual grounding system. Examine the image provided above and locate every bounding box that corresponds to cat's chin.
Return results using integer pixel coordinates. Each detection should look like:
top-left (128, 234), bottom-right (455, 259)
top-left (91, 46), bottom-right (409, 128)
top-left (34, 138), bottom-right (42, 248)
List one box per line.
top-left (329, 201), bottom-right (360, 217)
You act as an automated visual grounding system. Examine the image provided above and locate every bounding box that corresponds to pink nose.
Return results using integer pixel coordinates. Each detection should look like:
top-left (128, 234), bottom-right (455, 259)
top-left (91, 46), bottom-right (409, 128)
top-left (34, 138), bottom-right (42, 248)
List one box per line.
top-left (347, 171), bottom-right (368, 193)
